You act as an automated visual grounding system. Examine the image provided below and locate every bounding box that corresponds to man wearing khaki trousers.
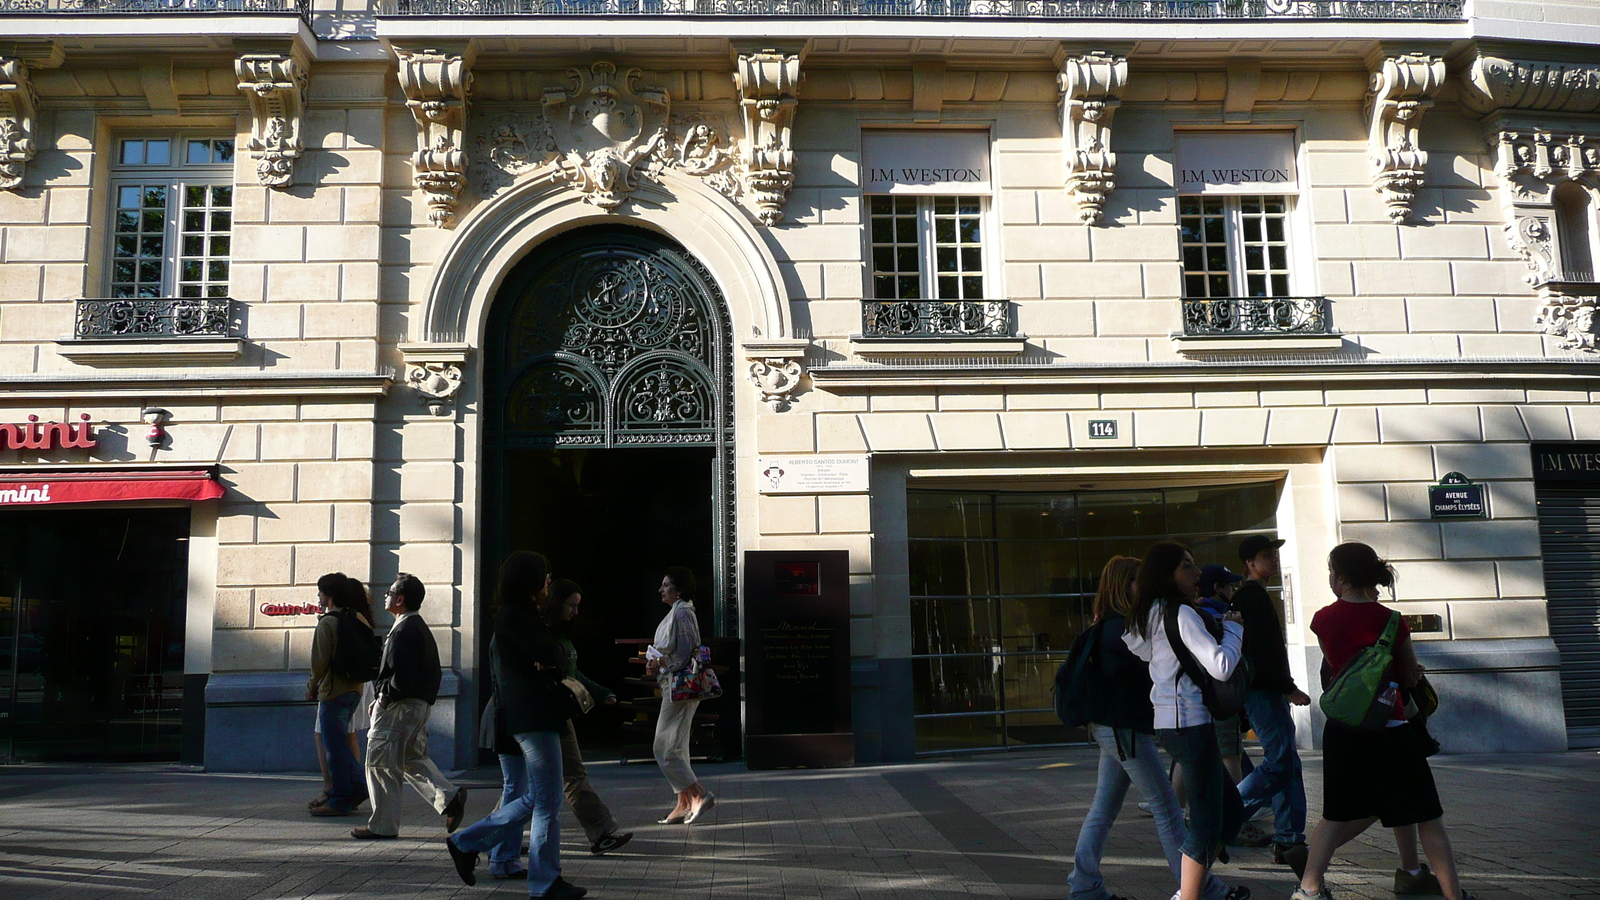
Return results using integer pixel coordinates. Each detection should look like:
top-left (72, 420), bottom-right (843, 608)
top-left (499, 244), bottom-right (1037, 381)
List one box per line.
top-left (351, 573), bottom-right (468, 840)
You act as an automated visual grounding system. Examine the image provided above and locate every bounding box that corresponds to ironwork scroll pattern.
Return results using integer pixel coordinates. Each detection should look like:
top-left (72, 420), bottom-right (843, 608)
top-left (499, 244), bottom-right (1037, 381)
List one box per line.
top-left (74, 298), bottom-right (234, 339)
top-left (384, 0), bottom-right (1458, 18)
top-left (1181, 296), bottom-right (1329, 336)
top-left (861, 299), bottom-right (1010, 338)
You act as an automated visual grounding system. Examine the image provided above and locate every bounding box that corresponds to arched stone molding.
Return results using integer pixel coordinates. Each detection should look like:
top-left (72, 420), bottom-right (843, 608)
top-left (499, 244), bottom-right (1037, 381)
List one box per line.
top-left (417, 167), bottom-right (796, 353)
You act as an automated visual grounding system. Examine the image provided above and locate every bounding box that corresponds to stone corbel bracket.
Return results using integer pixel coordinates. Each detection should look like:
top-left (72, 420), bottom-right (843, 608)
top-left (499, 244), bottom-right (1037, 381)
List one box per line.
top-left (1366, 53), bottom-right (1446, 224)
top-left (235, 44), bottom-right (309, 190)
top-left (397, 45), bottom-right (475, 228)
top-left (734, 47), bottom-right (803, 227)
top-left (0, 42), bottom-right (62, 192)
top-left (1057, 50), bottom-right (1128, 225)
top-left (744, 339), bottom-right (809, 412)
top-left (399, 341), bottom-right (470, 416)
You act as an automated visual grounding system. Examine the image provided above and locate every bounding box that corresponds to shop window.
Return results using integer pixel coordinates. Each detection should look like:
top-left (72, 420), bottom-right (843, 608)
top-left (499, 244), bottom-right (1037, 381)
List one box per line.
top-left (868, 195), bottom-right (988, 301)
top-left (1554, 181), bottom-right (1598, 281)
top-left (1179, 195), bottom-right (1294, 299)
top-left (108, 135), bottom-right (235, 299)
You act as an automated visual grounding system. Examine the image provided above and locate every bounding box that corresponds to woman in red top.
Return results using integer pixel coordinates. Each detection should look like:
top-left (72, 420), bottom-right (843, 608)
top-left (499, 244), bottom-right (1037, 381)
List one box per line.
top-left (1291, 543), bottom-right (1475, 900)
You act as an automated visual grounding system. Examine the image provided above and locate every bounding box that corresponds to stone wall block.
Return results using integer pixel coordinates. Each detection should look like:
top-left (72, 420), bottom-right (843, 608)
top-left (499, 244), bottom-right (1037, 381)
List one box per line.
top-left (1495, 560), bottom-right (1545, 599)
top-left (222, 462), bottom-right (294, 501)
top-left (1563, 406), bottom-right (1600, 441)
top-left (260, 423), bottom-right (336, 461)
top-left (1133, 409), bottom-right (1201, 448)
top-left (1200, 408), bottom-right (1269, 446)
top-left (333, 502), bottom-right (374, 543)
top-left (1342, 521), bottom-right (1443, 560)
top-left (1389, 560), bottom-right (1498, 600)
top-left (211, 630), bottom-right (287, 672)
top-left (1335, 444), bottom-right (1434, 482)
top-left (256, 502), bottom-right (333, 544)
top-left (755, 411), bottom-right (816, 454)
top-left (295, 461), bottom-right (373, 501)
top-left (858, 413), bottom-right (935, 451)
top-left (1518, 407), bottom-right (1573, 442)
top-left (1448, 599), bottom-right (1549, 639)
top-left (218, 544), bottom-right (294, 587)
top-left (1377, 406), bottom-right (1483, 444)
top-left (816, 414), bottom-right (868, 453)
top-left (1479, 406), bottom-right (1530, 441)
top-left (818, 494), bottom-right (871, 534)
top-left (399, 420), bottom-right (458, 460)
top-left (293, 543), bottom-right (371, 583)
top-left (398, 502), bottom-right (458, 543)
top-left (1337, 483), bottom-right (1388, 522)
top-left (1000, 411), bottom-right (1071, 450)
top-left (930, 413), bottom-right (1003, 451)
top-left (1434, 442), bottom-right (1533, 480)
top-left (759, 495), bottom-right (818, 535)
top-left (1266, 407), bottom-right (1337, 446)
top-left (1442, 519), bottom-right (1541, 560)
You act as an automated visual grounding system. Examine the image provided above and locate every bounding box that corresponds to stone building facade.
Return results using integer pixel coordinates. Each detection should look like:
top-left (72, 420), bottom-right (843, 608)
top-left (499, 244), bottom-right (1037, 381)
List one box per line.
top-left (0, 0), bottom-right (1596, 768)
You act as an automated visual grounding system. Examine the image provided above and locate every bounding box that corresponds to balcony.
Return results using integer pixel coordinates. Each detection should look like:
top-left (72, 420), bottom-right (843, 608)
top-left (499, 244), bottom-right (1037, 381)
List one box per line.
top-left (0, 0), bottom-right (308, 15)
top-left (854, 298), bottom-right (1025, 356)
top-left (1176, 295), bottom-right (1341, 355)
top-left (61, 297), bottom-right (244, 366)
top-left (378, 0), bottom-right (1460, 18)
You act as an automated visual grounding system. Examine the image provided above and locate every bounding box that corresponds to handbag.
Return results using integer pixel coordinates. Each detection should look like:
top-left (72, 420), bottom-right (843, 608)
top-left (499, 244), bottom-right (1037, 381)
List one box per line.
top-left (1410, 673), bottom-right (1439, 719)
top-left (669, 646), bottom-right (723, 702)
top-left (560, 676), bottom-right (596, 715)
top-left (1320, 611), bottom-right (1403, 730)
top-left (1164, 600), bottom-right (1252, 720)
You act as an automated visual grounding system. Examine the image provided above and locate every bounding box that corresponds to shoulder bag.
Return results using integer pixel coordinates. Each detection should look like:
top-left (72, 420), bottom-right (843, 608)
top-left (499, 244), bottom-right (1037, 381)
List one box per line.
top-left (669, 645), bottom-right (723, 702)
top-left (1164, 601), bottom-right (1252, 720)
top-left (1054, 620), bottom-right (1106, 727)
top-left (1320, 610), bottom-right (1403, 730)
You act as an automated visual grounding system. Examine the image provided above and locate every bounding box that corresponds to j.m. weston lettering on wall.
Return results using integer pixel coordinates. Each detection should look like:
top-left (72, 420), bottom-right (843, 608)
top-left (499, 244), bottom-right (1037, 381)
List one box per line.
top-left (1172, 132), bottom-right (1299, 195)
top-left (0, 415), bottom-right (99, 451)
top-left (861, 130), bottom-right (992, 195)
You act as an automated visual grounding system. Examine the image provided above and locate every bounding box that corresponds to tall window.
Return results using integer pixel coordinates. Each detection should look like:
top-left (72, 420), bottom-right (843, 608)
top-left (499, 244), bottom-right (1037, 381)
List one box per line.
top-left (109, 136), bottom-right (235, 298)
top-left (869, 195), bottom-right (987, 300)
top-left (1180, 195), bottom-right (1292, 299)
top-left (1554, 181), bottom-right (1597, 280)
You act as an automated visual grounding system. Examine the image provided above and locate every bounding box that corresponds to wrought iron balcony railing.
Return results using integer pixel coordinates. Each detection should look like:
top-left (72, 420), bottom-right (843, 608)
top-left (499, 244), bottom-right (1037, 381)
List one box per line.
top-left (380, 0), bottom-right (1459, 18)
top-left (861, 299), bottom-right (1010, 339)
top-left (1182, 295), bottom-right (1329, 337)
top-left (0, 0), bottom-right (308, 16)
top-left (74, 297), bottom-right (237, 340)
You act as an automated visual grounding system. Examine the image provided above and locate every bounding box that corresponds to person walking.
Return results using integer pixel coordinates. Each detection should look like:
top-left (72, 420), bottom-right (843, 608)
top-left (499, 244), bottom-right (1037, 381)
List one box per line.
top-left (1230, 535), bottom-right (1311, 874)
top-left (1122, 542), bottom-right (1248, 900)
top-left (447, 551), bottom-right (587, 900)
top-left (549, 578), bottom-right (634, 855)
top-left (1066, 555), bottom-right (1249, 900)
top-left (352, 573), bottom-right (469, 840)
top-left (646, 566), bottom-right (714, 825)
top-left (308, 573), bottom-right (374, 818)
top-left (1292, 542), bottom-right (1475, 900)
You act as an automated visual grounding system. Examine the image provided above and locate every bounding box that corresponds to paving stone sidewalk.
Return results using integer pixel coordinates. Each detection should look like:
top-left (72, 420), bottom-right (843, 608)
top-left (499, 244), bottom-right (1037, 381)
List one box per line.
top-left (1, 748), bottom-right (1595, 900)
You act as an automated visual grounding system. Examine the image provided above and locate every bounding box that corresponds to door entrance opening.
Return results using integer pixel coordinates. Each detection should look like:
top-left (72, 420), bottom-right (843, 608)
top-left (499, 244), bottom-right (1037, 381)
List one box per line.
top-left (0, 508), bottom-right (191, 762)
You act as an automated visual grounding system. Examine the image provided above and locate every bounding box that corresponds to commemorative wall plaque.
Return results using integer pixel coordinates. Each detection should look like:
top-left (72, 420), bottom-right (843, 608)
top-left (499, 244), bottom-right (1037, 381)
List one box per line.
top-left (743, 549), bottom-right (852, 768)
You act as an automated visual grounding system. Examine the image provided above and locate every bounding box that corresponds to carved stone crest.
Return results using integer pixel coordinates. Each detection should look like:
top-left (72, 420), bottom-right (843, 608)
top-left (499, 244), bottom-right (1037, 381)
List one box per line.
top-left (1537, 289), bottom-right (1600, 352)
top-left (406, 361), bottom-right (464, 416)
top-left (748, 357), bottom-right (804, 412)
top-left (541, 62), bottom-right (670, 211)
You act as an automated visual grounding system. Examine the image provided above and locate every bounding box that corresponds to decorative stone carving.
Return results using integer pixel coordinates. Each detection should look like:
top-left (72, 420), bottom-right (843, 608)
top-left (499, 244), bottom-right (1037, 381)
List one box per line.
top-left (1058, 51), bottom-right (1128, 225)
top-left (1536, 288), bottom-right (1600, 352)
top-left (397, 47), bottom-right (474, 228)
top-left (734, 49), bottom-right (802, 226)
top-left (1366, 54), bottom-right (1445, 223)
top-left (0, 57), bottom-right (40, 191)
top-left (748, 357), bottom-right (804, 412)
top-left (235, 51), bottom-right (308, 190)
top-left (407, 361), bottom-right (463, 416)
top-left (1460, 55), bottom-right (1600, 116)
top-left (541, 62), bottom-right (670, 211)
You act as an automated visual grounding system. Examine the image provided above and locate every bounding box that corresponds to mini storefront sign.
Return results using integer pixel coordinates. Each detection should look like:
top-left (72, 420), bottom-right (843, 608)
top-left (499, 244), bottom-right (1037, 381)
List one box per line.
top-left (259, 602), bottom-right (322, 617)
top-left (862, 130), bottom-right (991, 195)
top-left (1173, 131), bottom-right (1299, 195)
top-left (0, 467), bottom-right (225, 507)
top-left (1532, 443), bottom-right (1600, 483)
top-left (1429, 472), bottom-right (1485, 519)
top-left (0, 414), bottom-right (98, 450)
top-left (758, 456), bottom-right (869, 494)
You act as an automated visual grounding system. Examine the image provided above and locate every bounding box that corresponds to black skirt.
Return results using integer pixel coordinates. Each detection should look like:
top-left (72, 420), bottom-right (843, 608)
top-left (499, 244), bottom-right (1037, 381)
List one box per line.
top-left (1320, 719), bottom-right (1443, 827)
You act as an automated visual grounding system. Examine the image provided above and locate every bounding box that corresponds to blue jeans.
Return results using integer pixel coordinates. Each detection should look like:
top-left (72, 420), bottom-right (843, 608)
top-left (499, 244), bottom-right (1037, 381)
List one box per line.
top-left (1237, 690), bottom-right (1307, 846)
top-left (1156, 721), bottom-right (1245, 868)
top-left (317, 691), bottom-right (364, 812)
top-left (452, 730), bottom-right (562, 895)
top-left (1069, 724), bottom-right (1233, 900)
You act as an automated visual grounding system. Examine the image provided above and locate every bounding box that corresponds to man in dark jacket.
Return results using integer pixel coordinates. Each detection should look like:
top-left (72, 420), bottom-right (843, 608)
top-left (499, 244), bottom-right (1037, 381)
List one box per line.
top-left (1231, 535), bottom-right (1310, 875)
top-left (352, 574), bottom-right (468, 840)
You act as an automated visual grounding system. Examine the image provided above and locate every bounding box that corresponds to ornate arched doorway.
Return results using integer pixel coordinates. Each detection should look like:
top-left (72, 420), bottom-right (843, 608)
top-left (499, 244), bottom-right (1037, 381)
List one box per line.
top-left (483, 227), bottom-right (735, 672)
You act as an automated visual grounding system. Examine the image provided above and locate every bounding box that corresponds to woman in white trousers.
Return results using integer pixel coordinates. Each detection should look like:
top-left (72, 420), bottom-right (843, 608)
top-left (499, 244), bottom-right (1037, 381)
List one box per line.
top-left (646, 566), bottom-right (715, 825)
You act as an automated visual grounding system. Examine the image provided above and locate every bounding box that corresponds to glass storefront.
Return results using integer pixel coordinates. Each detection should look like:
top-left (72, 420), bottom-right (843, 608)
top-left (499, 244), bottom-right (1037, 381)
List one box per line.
top-left (907, 482), bottom-right (1281, 754)
top-left (0, 508), bottom-right (191, 762)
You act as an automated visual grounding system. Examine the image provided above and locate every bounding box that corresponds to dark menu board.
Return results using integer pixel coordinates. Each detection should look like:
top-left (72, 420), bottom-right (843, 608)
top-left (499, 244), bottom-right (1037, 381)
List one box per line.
top-left (744, 550), bottom-right (852, 768)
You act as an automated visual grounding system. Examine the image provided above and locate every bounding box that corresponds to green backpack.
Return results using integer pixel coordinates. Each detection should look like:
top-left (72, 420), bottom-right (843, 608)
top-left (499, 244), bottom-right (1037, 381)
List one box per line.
top-left (1320, 610), bottom-right (1402, 730)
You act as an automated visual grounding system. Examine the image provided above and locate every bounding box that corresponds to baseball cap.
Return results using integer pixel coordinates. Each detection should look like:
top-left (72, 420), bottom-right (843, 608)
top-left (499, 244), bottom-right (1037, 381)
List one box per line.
top-left (1238, 534), bottom-right (1286, 563)
top-left (1198, 564), bottom-right (1244, 598)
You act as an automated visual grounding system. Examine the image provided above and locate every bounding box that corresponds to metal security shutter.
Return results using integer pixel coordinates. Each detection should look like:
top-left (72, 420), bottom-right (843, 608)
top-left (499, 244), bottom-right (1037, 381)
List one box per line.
top-left (1535, 487), bottom-right (1600, 749)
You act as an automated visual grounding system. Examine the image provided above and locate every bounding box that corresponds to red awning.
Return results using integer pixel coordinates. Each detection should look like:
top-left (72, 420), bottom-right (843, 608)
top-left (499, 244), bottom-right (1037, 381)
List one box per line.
top-left (0, 468), bottom-right (225, 507)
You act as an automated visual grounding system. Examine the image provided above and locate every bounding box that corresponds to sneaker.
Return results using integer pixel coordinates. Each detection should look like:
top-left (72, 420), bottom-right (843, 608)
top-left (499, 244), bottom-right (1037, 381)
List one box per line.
top-left (443, 788), bottom-right (469, 834)
top-left (590, 830), bottom-right (634, 855)
top-left (1291, 888), bottom-right (1335, 900)
top-left (445, 836), bottom-right (478, 887)
top-left (1229, 821), bottom-right (1273, 848)
top-left (538, 876), bottom-right (588, 899)
top-left (1394, 864), bottom-right (1443, 895)
top-left (1275, 842), bottom-right (1309, 881)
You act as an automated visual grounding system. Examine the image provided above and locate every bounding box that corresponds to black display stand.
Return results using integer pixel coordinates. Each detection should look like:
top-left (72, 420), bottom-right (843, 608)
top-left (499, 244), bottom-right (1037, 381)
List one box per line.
top-left (743, 549), bottom-right (853, 768)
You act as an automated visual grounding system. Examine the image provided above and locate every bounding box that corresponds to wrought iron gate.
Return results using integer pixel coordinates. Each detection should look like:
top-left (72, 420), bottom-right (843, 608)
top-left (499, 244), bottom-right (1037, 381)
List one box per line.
top-left (486, 228), bottom-right (736, 633)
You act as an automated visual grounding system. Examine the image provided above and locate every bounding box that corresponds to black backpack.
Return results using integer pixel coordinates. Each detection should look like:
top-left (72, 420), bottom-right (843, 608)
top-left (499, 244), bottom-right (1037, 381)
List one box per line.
top-left (1163, 601), bottom-right (1252, 720)
top-left (1054, 620), bottom-right (1107, 727)
top-left (329, 610), bottom-right (381, 683)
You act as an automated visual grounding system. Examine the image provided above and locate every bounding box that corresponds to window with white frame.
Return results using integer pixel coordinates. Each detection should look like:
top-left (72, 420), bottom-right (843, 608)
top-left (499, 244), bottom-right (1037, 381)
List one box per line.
top-left (1179, 195), bottom-right (1293, 299)
top-left (868, 194), bottom-right (987, 301)
top-left (109, 135), bottom-right (235, 299)
top-left (1553, 181), bottom-right (1598, 281)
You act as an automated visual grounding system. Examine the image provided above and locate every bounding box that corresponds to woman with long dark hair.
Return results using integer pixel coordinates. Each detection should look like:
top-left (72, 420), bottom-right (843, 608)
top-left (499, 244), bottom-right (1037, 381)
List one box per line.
top-left (446, 551), bottom-right (586, 900)
top-left (645, 566), bottom-right (714, 825)
top-left (306, 572), bottom-right (374, 818)
top-left (1293, 543), bottom-right (1474, 900)
top-left (1067, 556), bottom-right (1248, 900)
top-left (1122, 542), bottom-right (1249, 900)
